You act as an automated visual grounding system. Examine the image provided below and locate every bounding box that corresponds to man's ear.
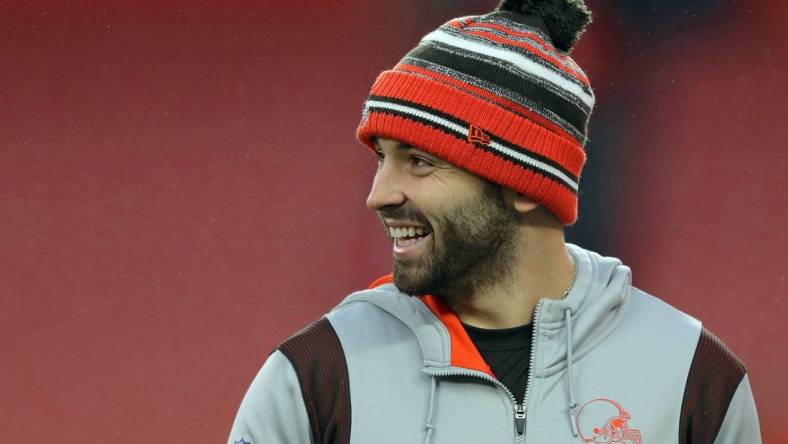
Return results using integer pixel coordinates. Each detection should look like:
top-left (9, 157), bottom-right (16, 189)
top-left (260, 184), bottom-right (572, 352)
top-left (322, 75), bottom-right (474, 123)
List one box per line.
top-left (501, 188), bottom-right (540, 214)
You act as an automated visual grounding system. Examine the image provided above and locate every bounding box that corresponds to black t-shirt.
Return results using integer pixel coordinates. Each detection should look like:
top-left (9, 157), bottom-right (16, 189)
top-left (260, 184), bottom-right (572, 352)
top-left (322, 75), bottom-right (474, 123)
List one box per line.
top-left (463, 322), bottom-right (533, 405)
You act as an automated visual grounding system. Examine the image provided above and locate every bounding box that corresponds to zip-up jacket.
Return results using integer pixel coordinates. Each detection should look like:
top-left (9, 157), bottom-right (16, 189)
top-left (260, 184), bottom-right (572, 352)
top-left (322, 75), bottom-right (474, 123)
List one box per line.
top-left (228, 244), bottom-right (761, 443)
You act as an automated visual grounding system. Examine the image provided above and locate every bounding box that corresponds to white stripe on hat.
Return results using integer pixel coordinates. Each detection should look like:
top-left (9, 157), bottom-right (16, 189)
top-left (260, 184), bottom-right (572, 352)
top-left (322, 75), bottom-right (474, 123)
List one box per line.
top-left (421, 29), bottom-right (595, 109)
top-left (462, 24), bottom-right (589, 83)
top-left (365, 99), bottom-right (580, 191)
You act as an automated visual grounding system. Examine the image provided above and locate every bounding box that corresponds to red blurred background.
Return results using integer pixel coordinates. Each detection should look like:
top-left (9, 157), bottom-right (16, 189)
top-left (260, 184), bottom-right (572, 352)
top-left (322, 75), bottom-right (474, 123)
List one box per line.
top-left (1, 1), bottom-right (785, 442)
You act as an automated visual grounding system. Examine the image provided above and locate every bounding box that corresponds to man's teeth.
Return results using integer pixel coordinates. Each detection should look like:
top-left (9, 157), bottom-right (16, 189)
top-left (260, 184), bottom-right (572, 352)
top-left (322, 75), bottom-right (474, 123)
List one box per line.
top-left (389, 227), bottom-right (427, 238)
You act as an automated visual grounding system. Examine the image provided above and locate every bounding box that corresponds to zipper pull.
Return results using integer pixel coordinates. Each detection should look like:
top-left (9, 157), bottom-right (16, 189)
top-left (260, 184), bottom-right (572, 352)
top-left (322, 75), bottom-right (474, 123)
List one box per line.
top-left (514, 404), bottom-right (526, 435)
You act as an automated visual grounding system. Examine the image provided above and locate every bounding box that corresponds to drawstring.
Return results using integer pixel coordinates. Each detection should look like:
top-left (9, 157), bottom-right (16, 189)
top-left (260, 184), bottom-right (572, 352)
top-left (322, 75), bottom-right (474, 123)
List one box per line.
top-left (424, 376), bottom-right (438, 444)
top-left (565, 308), bottom-right (579, 436)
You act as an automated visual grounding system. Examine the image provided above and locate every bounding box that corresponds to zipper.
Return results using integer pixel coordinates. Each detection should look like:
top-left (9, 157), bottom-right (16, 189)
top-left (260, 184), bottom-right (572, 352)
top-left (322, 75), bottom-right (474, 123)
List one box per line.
top-left (514, 404), bottom-right (526, 435)
top-left (423, 299), bottom-right (544, 441)
top-left (521, 300), bottom-right (544, 431)
top-left (424, 366), bottom-right (525, 437)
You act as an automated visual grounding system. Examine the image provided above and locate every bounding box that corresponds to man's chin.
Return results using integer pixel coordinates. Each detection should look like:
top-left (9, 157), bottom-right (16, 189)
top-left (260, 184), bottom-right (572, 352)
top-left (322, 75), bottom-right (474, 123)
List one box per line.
top-left (392, 268), bottom-right (430, 296)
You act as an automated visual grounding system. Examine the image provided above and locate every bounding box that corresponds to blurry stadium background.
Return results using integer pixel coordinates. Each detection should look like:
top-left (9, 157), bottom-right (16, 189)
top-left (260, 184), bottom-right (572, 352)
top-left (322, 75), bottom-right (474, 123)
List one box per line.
top-left (1, 0), bottom-right (785, 441)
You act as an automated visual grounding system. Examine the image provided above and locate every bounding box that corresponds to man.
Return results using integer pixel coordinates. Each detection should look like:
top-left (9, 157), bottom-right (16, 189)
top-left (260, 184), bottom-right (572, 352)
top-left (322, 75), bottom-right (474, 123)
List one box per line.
top-left (229, 1), bottom-right (761, 443)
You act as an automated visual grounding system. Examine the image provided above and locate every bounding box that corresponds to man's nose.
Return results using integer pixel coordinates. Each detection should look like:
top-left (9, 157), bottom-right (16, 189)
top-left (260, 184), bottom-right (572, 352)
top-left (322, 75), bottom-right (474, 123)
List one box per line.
top-left (366, 164), bottom-right (406, 211)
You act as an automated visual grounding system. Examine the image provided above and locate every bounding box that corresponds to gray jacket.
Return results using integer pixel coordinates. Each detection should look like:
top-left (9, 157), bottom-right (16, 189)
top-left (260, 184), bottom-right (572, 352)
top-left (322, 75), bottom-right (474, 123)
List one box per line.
top-left (229, 244), bottom-right (761, 443)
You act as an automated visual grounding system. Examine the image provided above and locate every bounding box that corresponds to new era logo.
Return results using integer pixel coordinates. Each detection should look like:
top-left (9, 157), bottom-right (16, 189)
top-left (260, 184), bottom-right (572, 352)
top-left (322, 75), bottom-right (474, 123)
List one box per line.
top-left (467, 124), bottom-right (490, 147)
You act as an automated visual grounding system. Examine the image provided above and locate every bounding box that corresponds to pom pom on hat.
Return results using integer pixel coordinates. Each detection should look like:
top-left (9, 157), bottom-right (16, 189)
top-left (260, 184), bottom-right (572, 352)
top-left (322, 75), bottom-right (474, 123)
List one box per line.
top-left (497, 0), bottom-right (592, 52)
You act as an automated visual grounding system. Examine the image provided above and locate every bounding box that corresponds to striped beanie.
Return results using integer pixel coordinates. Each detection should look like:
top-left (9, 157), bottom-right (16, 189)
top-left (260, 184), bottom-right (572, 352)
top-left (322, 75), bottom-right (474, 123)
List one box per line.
top-left (357, 0), bottom-right (594, 225)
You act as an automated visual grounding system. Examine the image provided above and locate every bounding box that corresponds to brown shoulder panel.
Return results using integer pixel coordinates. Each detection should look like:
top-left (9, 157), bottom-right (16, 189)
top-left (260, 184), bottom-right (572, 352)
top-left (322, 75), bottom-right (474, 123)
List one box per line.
top-left (278, 317), bottom-right (351, 444)
top-left (679, 327), bottom-right (747, 444)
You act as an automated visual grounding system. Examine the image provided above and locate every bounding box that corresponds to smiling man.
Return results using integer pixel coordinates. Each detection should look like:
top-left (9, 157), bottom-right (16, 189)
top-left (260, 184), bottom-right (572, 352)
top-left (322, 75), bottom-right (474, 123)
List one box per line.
top-left (369, 138), bottom-right (571, 330)
top-left (228, 1), bottom-right (760, 443)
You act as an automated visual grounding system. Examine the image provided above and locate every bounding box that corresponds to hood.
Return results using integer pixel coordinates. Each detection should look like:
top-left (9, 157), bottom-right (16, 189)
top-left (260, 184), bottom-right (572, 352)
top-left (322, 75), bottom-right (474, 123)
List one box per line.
top-left (334, 243), bottom-right (631, 377)
top-left (534, 243), bottom-right (631, 376)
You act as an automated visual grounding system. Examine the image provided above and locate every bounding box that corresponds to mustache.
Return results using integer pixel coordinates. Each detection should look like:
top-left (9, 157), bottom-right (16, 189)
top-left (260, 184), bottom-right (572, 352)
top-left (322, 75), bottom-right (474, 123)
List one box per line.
top-left (378, 206), bottom-right (431, 228)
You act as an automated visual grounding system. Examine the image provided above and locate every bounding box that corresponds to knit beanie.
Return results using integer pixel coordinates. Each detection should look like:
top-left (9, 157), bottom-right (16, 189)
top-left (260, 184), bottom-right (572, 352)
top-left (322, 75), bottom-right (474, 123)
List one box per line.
top-left (356, 0), bottom-right (594, 225)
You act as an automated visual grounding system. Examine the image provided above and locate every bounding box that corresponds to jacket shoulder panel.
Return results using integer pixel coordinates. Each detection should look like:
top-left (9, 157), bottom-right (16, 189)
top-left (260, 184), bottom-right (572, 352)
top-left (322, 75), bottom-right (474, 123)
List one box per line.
top-left (679, 326), bottom-right (750, 444)
top-left (278, 317), bottom-right (351, 444)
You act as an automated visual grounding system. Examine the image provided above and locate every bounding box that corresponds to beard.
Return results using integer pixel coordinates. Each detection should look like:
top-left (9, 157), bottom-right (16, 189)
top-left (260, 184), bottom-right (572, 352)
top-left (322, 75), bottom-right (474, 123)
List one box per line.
top-left (381, 182), bottom-right (519, 299)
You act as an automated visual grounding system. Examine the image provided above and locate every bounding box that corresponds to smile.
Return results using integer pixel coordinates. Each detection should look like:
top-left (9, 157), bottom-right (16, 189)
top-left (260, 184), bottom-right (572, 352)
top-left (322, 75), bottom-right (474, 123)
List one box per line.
top-left (389, 227), bottom-right (432, 259)
top-left (389, 226), bottom-right (429, 238)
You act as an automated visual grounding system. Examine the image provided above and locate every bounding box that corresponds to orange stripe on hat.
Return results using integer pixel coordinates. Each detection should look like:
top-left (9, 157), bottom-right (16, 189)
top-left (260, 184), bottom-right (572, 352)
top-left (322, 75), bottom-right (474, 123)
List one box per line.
top-left (367, 70), bottom-right (585, 175)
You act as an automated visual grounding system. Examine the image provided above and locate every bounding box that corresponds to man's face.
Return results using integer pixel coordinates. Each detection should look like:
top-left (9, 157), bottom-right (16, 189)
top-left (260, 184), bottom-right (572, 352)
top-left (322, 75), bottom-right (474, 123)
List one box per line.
top-left (367, 138), bottom-right (519, 298)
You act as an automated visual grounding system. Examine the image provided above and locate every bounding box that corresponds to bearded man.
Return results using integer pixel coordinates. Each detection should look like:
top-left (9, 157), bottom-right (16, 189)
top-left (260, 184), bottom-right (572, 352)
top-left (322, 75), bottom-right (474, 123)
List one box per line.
top-left (228, 1), bottom-right (761, 443)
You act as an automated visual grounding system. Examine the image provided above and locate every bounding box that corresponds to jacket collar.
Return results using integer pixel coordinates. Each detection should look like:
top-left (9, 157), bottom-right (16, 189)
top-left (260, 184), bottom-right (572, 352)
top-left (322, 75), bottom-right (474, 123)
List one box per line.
top-left (334, 244), bottom-right (630, 377)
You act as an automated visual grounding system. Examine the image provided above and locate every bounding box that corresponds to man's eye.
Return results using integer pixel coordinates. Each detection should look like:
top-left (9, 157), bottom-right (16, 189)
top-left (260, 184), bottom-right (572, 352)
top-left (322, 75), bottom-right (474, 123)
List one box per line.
top-left (411, 156), bottom-right (432, 168)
